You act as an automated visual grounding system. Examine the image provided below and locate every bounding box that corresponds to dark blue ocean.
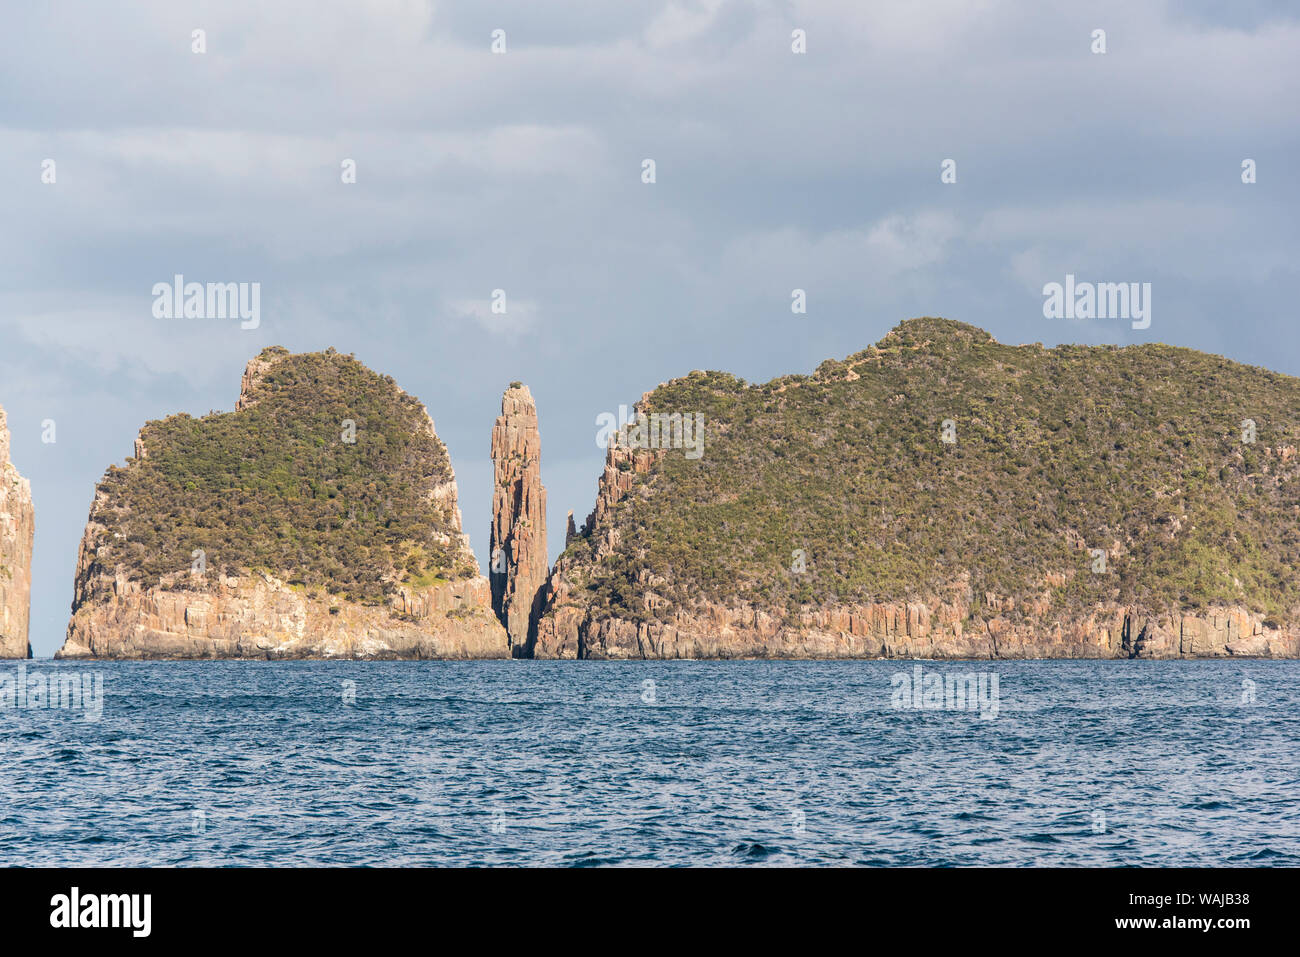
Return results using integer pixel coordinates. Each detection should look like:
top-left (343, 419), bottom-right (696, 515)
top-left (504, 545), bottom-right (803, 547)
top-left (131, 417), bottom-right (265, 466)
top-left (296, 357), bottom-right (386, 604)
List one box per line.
top-left (1, 659), bottom-right (1296, 866)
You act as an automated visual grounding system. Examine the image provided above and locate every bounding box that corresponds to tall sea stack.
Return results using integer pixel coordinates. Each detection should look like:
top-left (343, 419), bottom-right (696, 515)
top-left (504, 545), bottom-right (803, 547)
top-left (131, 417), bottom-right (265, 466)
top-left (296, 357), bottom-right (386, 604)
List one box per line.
top-left (0, 406), bottom-right (35, 659)
top-left (490, 383), bottom-right (549, 657)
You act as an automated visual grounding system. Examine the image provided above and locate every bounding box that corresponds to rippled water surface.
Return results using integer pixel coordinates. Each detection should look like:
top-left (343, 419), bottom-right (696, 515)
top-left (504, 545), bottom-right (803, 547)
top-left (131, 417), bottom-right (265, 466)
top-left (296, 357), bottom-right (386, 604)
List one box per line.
top-left (1, 659), bottom-right (1296, 866)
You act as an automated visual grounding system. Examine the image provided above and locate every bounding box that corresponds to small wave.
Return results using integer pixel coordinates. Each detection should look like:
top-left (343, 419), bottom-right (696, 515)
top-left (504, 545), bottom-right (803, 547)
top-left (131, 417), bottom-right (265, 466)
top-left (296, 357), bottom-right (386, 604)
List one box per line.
top-left (732, 842), bottom-right (778, 859)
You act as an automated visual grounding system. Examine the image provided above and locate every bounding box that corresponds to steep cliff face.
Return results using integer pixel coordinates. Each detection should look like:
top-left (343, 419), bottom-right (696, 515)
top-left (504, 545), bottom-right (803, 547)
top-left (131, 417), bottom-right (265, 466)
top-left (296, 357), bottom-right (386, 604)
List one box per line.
top-left (58, 348), bottom-right (508, 659)
top-left (0, 407), bottom-right (34, 659)
top-left (57, 562), bottom-right (503, 660)
top-left (537, 569), bottom-right (1296, 660)
top-left (534, 318), bottom-right (1300, 659)
top-left (489, 383), bottom-right (548, 656)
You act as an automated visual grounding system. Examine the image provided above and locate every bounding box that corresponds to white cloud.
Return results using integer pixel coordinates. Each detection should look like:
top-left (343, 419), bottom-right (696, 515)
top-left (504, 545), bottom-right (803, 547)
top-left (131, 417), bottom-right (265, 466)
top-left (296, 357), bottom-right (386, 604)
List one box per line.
top-left (720, 211), bottom-right (961, 288)
top-left (448, 297), bottom-right (541, 339)
top-left (644, 0), bottom-right (730, 48)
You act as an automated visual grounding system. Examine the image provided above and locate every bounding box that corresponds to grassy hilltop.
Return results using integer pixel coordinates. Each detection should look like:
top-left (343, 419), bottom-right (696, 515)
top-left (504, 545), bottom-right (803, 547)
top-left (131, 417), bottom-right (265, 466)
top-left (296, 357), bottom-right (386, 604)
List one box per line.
top-left (558, 318), bottom-right (1300, 628)
top-left (89, 347), bottom-right (477, 603)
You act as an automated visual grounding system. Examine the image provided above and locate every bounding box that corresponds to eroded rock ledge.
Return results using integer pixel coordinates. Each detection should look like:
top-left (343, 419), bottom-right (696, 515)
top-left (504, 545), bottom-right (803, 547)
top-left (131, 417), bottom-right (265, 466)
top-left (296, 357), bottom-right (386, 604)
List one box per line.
top-left (536, 585), bottom-right (1297, 660)
top-left (58, 567), bottom-right (503, 660)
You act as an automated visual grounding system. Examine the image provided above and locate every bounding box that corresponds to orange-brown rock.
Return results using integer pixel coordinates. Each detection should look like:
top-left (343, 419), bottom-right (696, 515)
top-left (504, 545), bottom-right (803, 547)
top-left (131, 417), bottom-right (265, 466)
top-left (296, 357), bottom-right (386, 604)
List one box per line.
top-left (57, 565), bottom-right (504, 660)
top-left (0, 407), bottom-right (34, 659)
top-left (536, 578), bottom-right (1299, 661)
top-left (489, 384), bottom-right (548, 656)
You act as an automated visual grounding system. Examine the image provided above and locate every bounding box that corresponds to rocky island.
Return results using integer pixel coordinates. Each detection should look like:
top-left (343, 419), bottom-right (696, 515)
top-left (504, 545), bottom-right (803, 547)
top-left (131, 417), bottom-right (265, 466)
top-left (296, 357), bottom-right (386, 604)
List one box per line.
top-left (534, 318), bottom-right (1300, 659)
top-left (57, 347), bottom-right (507, 659)
top-left (0, 406), bottom-right (35, 659)
top-left (51, 319), bottom-right (1300, 661)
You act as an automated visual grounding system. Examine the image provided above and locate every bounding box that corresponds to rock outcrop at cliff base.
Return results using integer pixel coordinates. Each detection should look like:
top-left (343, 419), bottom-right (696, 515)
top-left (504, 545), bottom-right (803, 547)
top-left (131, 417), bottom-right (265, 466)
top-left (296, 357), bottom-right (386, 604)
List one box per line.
top-left (537, 571), bottom-right (1298, 660)
top-left (58, 348), bottom-right (508, 660)
top-left (58, 563), bottom-right (503, 660)
top-left (0, 407), bottom-right (34, 659)
top-left (535, 318), bottom-right (1300, 659)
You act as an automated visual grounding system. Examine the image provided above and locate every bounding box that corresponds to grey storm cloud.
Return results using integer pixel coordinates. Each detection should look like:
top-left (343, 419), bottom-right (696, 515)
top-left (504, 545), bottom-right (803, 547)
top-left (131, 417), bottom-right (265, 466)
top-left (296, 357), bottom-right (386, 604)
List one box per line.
top-left (0, 0), bottom-right (1297, 654)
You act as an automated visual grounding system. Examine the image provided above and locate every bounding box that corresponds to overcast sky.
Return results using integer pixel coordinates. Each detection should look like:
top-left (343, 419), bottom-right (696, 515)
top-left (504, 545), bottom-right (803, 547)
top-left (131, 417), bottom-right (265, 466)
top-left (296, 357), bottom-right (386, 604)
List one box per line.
top-left (2, 1), bottom-right (1297, 656)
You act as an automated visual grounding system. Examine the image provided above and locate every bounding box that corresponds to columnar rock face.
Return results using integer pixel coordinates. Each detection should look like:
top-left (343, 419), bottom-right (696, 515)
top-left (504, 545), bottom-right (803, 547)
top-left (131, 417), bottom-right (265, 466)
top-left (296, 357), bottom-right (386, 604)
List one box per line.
top-left (537, 569), bottom-right (1299, 660)
top-left (57, 348), bottom-right (508, 659)
top-left (0, 407), bottom-right (35, 659)
top-left (489, 384), bottom-right (548, 656)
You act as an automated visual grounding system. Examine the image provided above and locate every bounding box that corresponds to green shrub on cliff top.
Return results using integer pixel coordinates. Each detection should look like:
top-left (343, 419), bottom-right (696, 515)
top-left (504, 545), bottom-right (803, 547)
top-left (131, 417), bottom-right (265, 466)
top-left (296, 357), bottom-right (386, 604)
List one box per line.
top-left (91, 349), bottom-right (476, 602)
top-left (562, 318), bottom-right (1300, 624)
